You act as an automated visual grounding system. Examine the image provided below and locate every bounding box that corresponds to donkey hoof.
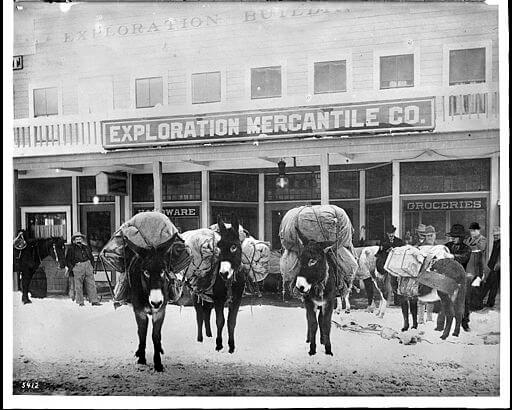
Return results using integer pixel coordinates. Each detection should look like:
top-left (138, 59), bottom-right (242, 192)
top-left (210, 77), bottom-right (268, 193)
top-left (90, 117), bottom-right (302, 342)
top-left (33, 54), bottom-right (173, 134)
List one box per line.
top-left (205, 330), bottom-right (212, 338)
top-left (137, 357), bottom-right (146, 365)
top-left (440, 334), bottom-right (448, 340)
top-left (308, 349), bottom-right (316, 356)
top-left (401, 326), bottom-right (409, 332)
top-left (452, 332), bottom-right (459, 337)
top-left (345, 309), bottom-right (351, 314)
top-left (412, 324), bottom-right (418, 329)
top-left (229, 347), bottom-right (235, 354)
top-left (197, 336), bottom-right (203, 343)
top-left (215, 345), bottom-right (223, 351)
top-left (325, 348), bottom-right (333, 356)
top-left (154, 363), bottom-right (164, 372)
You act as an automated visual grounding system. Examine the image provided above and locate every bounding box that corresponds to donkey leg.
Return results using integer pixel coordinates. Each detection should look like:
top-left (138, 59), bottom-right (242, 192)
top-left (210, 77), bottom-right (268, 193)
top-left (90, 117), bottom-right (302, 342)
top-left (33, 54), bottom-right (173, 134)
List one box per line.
top-left (194, 301), bottom-right (204, 343)
top-left (151, 309), bottom-right (166, 372)
top-left (344, 294), bottom-right (351, 314)
top-left (322, 302), bottom-right (335, 356)
top-left (227, 295), bottom-right (242, 354)
top-left (318, 308), bottom-right (325, 345)
top-left (400, 297), bottom-right (410, 332)
top-left (204, 304), bottom-right (213, 338)
top-left (435, 309), bottom-right (446, 331)
top-left (21, 268), bottom-right (34, 304)
top-left (410, 297), bottom-right (418, 329)
top-left (214, 300), bottom-right (225, 351)
top-left (134, 310), bottom-right (148, 365)
top-left (441, 299), bottom-right (455, 340)
top-left (305, 301), bottom-right (318, 356)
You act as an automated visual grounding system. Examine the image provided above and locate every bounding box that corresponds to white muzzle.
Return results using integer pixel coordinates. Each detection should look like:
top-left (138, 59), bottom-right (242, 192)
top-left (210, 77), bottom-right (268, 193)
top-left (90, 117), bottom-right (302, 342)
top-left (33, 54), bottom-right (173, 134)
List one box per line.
top-left (220, 261), bottom-right (234, 279)
top-left (149, 289), bottom-right (164, 309)
top-left (295, 276), bottom-right (312, 294)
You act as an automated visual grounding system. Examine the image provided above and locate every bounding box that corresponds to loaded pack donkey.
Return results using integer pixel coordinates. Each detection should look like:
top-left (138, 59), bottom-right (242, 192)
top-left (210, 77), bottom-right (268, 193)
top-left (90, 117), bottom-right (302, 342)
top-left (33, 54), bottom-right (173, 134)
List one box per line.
top-left (294, 228), bottom-right (338, 356)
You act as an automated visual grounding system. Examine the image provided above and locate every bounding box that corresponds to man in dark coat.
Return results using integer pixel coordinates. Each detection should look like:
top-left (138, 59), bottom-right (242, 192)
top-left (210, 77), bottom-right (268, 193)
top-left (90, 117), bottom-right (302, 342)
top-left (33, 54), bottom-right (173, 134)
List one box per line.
top-left (481, 227), bottom-right (500, 309)
top-left (381, 225), bottom-right (404, 306)
top-left (65, 232), bottom-right (102, 307)
top-left (445, 224), bottom-right (472, 331)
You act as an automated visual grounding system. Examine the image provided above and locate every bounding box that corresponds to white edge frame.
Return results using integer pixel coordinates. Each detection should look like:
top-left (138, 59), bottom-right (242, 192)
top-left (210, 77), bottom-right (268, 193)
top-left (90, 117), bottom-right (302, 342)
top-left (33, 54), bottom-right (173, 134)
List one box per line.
top-left (243, 55), bottom-right (288, 106)
top-left (373, 43), bottom-right (421, 93)
top-left (185, 62), bottom-right (227, 111)
top-left (20, 206), bottom-right (73, 244)
top-left (442, 39), bottom-right (493, 93)
top-left (306, 48), bottom-right (353, 104)
top-left (129, 67), bottom-right (169, 112)
top-left (28, 79), bottom-right (64, 118)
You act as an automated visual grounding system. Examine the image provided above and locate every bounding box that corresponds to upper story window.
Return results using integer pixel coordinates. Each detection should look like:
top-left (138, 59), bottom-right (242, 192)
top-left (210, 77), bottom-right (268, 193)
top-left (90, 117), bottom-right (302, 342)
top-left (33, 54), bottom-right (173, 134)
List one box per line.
top-left (135, 77), bottom-right (163, 108)
top-left (380, 54), bottom-right (414, 89)
top-left (314, 60), bottom-right (347, 94)
top-left (192, 71), bottom-right (221, 104)
top-left (449, 48), bottom-right (486, 85)
top-left (251, 66), bottom-right (281, 99)
top-left (33, 87), bottom-right (58, 117)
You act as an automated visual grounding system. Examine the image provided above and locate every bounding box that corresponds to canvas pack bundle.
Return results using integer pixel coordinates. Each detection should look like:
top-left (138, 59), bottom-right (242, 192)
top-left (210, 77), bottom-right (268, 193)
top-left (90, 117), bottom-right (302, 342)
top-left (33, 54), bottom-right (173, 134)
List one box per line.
top-left (384, 245), bottom-right (425, 278)
top-left (279, 205), bottom-right (358, 295)
top-left (241, 237), bottom-right (271, 283)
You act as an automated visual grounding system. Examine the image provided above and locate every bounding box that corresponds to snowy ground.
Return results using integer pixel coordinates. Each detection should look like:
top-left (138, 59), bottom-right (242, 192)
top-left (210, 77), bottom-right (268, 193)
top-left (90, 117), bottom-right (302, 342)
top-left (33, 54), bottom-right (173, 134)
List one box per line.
top-left (12, 293), bottom-right (500, 396)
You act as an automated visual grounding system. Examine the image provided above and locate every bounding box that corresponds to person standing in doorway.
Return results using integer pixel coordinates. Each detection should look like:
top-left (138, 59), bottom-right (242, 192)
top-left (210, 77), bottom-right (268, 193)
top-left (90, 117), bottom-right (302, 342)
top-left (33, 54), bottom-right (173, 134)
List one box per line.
top-left (65, 232), bottom-right (102, 307)
top-left (464, 222), bottom-right (487, 311)
top-left (481, 227), bottom-right (500, 309)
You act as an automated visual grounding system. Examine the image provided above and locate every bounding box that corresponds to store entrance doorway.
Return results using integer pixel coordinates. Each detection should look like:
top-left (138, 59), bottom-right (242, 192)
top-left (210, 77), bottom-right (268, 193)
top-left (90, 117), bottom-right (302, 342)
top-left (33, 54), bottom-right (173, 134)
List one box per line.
top-left (80, 204), bottom-right (115, 254)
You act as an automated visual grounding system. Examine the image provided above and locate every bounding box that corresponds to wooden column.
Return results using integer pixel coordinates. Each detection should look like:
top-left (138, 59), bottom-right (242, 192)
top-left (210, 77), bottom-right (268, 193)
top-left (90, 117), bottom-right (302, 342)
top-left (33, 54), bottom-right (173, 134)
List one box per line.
top-left (115, 196), bottom-right (121, 229)
top-left (489, 153), bottom-right (500, 251)
top-left (258, 173), bottom-right (265, 240)
top-left (359, 169), bottom-right (366, 242)
top-left (152, 161), bottom-right (163, 212)
top-left (392, 161), bottom-right (401, 237)
top-left (320, 152), bottom-right (330, 205)
top-left (71, 175), bottom-right (79, 237)
top-left (201, 170), bottom-right (210, 228)
top-left (124, 173), bottom-right (132, 223)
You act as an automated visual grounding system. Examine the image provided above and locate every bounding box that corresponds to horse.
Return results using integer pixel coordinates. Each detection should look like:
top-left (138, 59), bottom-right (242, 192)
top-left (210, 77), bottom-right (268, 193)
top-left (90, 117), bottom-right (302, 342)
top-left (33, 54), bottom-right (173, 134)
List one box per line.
top-left (193, 215), bottom-right (244, 354)
top-left (294, 228), bottom-right (336, 356)
top-left (128, 233), bottom-right (188, 372)
top-left (13, 230), bottom-right (66, 304)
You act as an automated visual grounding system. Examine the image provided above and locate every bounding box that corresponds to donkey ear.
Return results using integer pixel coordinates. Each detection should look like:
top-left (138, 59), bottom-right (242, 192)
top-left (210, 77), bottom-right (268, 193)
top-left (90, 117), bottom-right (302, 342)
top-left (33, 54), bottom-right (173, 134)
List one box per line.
top-left (320, 240), bottom-right (335, 250)
top-left (230, 213), bottom-right (240, 234)
top-left (217, 215), bottom-right (227, 233)
top-left (296, 227), bottom-right (309, 246)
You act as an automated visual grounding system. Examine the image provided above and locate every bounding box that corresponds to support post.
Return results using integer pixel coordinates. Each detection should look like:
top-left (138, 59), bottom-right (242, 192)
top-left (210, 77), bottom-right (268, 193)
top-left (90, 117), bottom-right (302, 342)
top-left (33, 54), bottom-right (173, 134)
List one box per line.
top-left (489, 153), bottom-right (500, 251)
top-left (71, 175), bottom-right (79, 237)
top-left (392, 161), bottom-right (401, 237)
top-left (258, 173), bottom-right (265, 240)
top-left (124, 173), bottom-right (132, 223)
top-left (201, 170), bottom-right (209, 228)
top-left (152, 161), bottom-right (163, 212)
top-left (115, 196), bottom-right (121, 229)
top-left (359, 170), bottom-right (366, 243)
top-left (320, 153), bottom-right (329, 205)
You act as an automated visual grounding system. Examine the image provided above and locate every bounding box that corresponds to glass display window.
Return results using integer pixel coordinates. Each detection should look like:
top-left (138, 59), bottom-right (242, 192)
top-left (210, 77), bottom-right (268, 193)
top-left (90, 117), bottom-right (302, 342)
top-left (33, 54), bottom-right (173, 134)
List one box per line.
top-left (21, 206), bottom-right (72, 242)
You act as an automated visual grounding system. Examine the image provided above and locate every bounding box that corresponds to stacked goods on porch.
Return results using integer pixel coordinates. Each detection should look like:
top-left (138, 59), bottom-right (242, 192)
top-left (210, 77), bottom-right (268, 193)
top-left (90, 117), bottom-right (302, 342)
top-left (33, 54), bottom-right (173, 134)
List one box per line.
top-left (279, 205), bottom-right (358, 297)
top-left (100, 211), bottom-right (191, 305)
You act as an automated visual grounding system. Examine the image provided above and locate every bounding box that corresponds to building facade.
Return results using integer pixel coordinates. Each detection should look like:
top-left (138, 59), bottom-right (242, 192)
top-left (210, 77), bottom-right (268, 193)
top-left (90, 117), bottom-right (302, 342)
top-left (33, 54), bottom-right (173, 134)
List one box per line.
top-left (13, 2), bottom-right (500, 256)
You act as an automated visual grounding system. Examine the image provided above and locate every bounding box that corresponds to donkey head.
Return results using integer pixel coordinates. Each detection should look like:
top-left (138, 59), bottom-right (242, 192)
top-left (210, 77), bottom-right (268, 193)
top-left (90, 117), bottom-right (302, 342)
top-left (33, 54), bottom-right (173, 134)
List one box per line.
top-left (295, 228), bottom-right (334, 295)
top-left (13, 230), bottom-right (28, 250)
top-left (216, 214), bottom-right (242, 280)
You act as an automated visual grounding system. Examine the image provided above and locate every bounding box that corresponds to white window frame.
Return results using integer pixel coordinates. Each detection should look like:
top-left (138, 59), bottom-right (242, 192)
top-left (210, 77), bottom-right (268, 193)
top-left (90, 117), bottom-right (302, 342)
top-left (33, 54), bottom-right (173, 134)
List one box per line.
top-left (21, 206), bottom-right (72, 244)
top-left (186, 64), bottom-right (226, 107)
top-left (129, 69), bottom-right (169, 111)
top-left (373, 45), bottom-right (420, 92)
top-left (443, 40), bottom-right (492, 91)
top-left (28, 80), bottom-right (63, 118)
top-left (307, 50), bottom-right (352, 103)
top-left (244, 57), bottom-right (287, 102)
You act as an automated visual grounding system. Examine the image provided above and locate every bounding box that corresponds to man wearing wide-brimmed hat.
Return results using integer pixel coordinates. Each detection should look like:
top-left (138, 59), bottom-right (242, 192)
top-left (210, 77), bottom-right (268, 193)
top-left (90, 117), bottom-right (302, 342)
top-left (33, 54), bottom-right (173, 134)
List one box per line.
top-left (464, 222), bottom-right (487, 312)
top-left (65, 232), bottom-right (102, 307)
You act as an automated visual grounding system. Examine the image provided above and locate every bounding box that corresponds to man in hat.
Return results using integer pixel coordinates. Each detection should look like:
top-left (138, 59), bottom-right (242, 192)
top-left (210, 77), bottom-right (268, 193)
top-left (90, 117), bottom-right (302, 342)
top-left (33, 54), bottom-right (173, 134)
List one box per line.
top-left (381, 225), bottom-right (405, 307)
top-left (481, 227), bottom-right (500, 309)
top-left (464, 222), bottom-right (487, 311)
top-left (65, 232), bottom-right (102, 307)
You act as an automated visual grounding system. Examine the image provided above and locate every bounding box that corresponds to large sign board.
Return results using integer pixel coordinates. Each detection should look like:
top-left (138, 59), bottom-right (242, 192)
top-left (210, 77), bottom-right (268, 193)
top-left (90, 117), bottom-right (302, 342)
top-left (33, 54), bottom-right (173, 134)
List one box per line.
top-left (133, 206), bottom-right (200, 218)
top-left (403, 198), bottom-right (487, 211)
top-left (102, 97), bottom-right (435, 149)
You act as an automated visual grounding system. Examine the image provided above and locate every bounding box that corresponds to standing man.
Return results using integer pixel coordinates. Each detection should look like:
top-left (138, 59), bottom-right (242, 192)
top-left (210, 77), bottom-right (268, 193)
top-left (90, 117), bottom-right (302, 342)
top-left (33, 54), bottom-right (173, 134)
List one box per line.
top-left (444, 224), bottom-right (472, 331)
top-left (481, 227), bottom-right (500, 309)
top-left (65, 232), bottom-right (102, 307)
top-left (381, 225), bottom-right (405, 250)
top-left (464, 222), bottom-right (487, 311)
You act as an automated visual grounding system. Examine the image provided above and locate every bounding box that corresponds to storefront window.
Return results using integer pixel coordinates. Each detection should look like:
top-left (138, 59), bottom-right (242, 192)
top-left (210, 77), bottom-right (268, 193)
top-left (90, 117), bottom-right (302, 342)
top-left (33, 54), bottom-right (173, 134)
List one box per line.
top-left (25, 212), bottom-right (67, 240)
top-left (366, 164), bottom-right (392, 199)
top-left (400, 159), bottom-right (490, 194)
top-left (18, 177), bottom-right (72, 206)
top-left (366, 202), bottom-right (392, 243)
top-left (265, 172), bottom-right (320, 201)
top-left (210, 172), bottom-right (258, 202)
top-left (329, 171), bottom-right (359, 199)
top-left (132, 174), bottom-right (154, 202)
top-left (79, 176), bottom-right (115, 203)
top-left (132, 173), bottom-right (201, 202)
